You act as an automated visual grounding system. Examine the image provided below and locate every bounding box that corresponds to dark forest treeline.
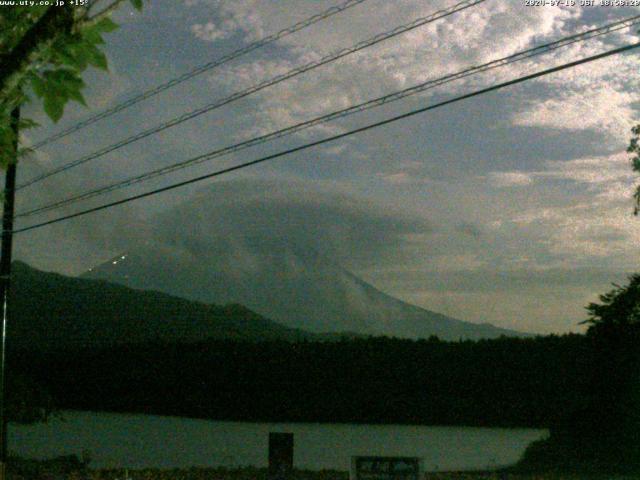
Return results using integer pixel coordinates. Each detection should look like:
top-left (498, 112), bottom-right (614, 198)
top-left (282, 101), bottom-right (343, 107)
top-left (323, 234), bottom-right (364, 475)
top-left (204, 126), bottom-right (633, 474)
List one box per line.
top-left (11, 334), bottom-right (594, 428)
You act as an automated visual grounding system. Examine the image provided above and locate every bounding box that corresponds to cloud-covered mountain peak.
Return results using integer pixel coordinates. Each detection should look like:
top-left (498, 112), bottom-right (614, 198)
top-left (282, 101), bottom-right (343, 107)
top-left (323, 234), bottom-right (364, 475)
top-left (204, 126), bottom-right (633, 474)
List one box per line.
top-left (84, 180), bottom-right (528, 340)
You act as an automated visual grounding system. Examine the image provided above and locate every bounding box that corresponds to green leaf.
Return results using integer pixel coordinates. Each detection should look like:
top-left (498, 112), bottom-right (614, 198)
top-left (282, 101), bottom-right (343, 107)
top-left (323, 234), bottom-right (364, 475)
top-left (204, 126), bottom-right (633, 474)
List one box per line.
top-left (94, 17), bottom-right (119, 34)
top-left (130, 0), bottom-right (143, 11)
top-left (67, 88), bottom-right (87, 107)
top-left (86, 45), bottom-right (108, 71)
top-left (54, 48), bottom-right (81, 71)
top-left (45, 69), bottom-right (84, 93)
top-left (30, 75), bottom-right (47, 98)
top-left (82, 26), bottom-right (106, 45)
top-left (55, 43), bottom-right (90, 71)
top-left (43, 95), bottom-right (65, 123)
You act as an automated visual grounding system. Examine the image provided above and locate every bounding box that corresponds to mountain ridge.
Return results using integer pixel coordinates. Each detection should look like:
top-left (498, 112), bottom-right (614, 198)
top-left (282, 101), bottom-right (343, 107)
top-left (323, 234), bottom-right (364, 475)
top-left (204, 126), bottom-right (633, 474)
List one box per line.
top-left (9, 261), bottom-right (318, 350)
top-left (84, 247), bottom-right (529, 341)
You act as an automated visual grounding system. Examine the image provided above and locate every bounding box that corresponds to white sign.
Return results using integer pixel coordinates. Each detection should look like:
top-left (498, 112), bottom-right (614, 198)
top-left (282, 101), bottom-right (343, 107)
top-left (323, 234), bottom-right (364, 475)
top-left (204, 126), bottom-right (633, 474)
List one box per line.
top-left (351, 456), bottom-right (422, 480)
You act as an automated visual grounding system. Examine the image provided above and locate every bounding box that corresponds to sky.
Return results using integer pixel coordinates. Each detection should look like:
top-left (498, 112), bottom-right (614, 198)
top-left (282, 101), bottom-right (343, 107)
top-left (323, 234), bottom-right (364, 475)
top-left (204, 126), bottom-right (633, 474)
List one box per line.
top-left (11, 0), bottom-right (640, 334)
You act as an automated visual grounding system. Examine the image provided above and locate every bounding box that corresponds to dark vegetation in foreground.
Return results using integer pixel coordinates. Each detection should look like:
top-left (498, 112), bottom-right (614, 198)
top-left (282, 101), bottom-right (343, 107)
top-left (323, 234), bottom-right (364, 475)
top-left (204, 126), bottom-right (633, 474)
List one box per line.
top-left (7, 456), bottom-right (345, 480)
top-left (13, 334), bottom-right (589, 428)
top-left (6, 456), bottom-right (640, 480)
top-left (515, 275), bottom-right (640, 474)
top-left (8, 271), bottom-right (640, 473)
top-left (8, 330), bottom-right (639, 473)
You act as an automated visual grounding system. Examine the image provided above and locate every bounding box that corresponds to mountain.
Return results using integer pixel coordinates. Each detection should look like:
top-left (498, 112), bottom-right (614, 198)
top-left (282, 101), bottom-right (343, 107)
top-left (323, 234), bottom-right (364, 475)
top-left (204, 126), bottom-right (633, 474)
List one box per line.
top-left (81, 181), bottom-right (528, 340)
top-left (9, 261), bottom-right (315, 350)
top-left (84, 247), bottom-right (525, 341)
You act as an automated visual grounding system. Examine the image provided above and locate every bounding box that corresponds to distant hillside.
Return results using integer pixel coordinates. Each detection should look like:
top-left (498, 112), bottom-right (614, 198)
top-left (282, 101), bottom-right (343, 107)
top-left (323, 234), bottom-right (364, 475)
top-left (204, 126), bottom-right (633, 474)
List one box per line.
top-left (9, 261), bottom-right (315, 350)
top-left (84, 181), bottom-right (531, 341)
top-left (86, 244), bottom-right (528, 341)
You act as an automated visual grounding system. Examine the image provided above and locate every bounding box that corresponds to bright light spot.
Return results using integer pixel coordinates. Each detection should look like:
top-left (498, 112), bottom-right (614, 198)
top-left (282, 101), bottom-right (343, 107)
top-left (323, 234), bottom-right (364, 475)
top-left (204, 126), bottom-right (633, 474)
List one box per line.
top-left (121, 256), bottom-right (126, 259)
top-left (112, 261), bottom-right (117, 265)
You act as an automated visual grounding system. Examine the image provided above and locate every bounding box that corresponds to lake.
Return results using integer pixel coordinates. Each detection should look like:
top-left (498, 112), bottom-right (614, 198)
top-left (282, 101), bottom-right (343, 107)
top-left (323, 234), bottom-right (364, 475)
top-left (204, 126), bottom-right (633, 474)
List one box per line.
top-left (10, 411), bottom-right (547, 472)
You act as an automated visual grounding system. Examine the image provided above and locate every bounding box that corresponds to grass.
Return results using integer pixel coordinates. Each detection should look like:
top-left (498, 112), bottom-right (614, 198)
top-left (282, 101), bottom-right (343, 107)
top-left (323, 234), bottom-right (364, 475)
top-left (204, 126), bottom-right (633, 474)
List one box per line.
top-left (8, 457), bottom-right (638, 480)
top-left (60, 468), bottom-right (640, 480)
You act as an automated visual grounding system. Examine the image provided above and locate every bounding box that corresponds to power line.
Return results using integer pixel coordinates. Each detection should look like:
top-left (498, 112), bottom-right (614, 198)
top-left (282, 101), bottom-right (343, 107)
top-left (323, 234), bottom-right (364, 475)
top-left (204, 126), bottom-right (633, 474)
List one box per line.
top-left (28, 0), bottom-right (371, 150)
top-left (17, 0), bottom-right (486, 190)
top-left (16, 14), bottom-right (640, 219)
top-left (13, 42), bottom-right (640, 235)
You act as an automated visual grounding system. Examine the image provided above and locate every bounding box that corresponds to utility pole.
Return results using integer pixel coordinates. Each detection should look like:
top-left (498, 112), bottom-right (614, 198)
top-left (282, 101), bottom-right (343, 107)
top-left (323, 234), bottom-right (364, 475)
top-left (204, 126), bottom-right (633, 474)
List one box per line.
top-left (0, 106), bottom-right (20, 480)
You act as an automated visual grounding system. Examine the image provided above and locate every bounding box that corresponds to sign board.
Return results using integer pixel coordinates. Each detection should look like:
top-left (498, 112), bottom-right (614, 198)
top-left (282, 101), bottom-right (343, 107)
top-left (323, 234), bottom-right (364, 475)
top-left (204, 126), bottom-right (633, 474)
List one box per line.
top-left (351, 456), bottom-right (422, 480)
top-left (268, 432), bottom-right (294, 480)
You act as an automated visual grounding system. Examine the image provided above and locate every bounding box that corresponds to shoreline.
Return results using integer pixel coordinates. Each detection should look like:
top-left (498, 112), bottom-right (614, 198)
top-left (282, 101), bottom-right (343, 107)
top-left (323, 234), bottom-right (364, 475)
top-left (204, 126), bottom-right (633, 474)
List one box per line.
top-left (9, 457), bottom-right (638, 479)
top-left (52, 408), bottom-right (552, 430)
top-left (80, 467), bottom-right (640, 480)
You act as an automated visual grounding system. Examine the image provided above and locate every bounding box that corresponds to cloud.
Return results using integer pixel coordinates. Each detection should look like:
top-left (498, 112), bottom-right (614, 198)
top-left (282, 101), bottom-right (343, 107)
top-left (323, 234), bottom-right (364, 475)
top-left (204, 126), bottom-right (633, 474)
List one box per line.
top-left (512, 86), bottom-right (636, 144)
top-left (545, 154), bottom-right (636, 190)
top-left (144, 178), bottom-right (435, 270)
top-left (487, 152), bottom-right (636, 197)
top-left (378, 171), bottom-right (421, 185)
top-left (186, 0), bottom-right (265, 42)
top-left (369, 265), bottom-right (634, 333)
top-left (488, 152), bottom-right (640, 266)
top-left (375, 265), bottom-right (632, 294)
top-left (191, 22), bottom-right (234, 42)
top-left (194, 0), bottom-right (581, 141)
top-left (488, 172), bottom-right (535, 187)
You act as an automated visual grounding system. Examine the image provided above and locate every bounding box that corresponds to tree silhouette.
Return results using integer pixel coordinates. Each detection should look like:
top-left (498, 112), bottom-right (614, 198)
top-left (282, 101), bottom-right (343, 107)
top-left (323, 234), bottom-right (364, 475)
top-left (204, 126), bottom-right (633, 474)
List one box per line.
top-left (582, 275), bottom-right (640, 459)
top-left (627, 126), bottom-right (640, 215)
top-left (0, 1), bottom-right (144, 424)
top-left (519, 275), bottom-right (640, 472)
top-left (0, 1), bottom-right (144, 168)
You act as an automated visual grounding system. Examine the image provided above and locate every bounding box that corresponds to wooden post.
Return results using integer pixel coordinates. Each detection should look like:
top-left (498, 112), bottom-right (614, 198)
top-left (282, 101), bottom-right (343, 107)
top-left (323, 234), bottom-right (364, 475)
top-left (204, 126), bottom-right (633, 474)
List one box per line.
top-left (268, 432), bottom-right (293, 480)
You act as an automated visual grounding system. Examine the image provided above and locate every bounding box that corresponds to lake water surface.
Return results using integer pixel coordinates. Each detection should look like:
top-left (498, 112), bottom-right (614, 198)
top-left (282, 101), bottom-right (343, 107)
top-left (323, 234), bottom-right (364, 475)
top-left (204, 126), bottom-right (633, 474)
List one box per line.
top-left (10, 411), bottom-right (547, 472)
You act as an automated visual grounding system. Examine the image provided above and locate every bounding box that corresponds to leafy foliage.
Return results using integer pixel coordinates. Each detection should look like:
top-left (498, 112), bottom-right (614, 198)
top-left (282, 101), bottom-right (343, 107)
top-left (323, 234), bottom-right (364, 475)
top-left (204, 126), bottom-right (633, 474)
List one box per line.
top-left (7, 462), bottom-right (347, 480)
top-left (583, 273), bottom-right (640, 331)
top-left (0, 0), bottom-right (143, 420)
top-left (627, 125), bottom-right (640, 215)
top-left (8, 454), bottom-right (90, 480)
top-left (517, 275), bottom-right (640, 473)
top-left (0, 6), bottom-right (48, 52)
top-left (25, 17), bottom-right (119, 122)
top-left (0, 1), bottom-right (143, 168)
top-left (5, 373), bottom-right (55, 424)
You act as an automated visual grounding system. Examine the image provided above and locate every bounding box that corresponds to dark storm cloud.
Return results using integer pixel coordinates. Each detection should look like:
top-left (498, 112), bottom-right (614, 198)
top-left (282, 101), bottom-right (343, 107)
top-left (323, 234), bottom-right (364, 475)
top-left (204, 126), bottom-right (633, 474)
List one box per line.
top-left (144, 178), bottom-right (434, 270)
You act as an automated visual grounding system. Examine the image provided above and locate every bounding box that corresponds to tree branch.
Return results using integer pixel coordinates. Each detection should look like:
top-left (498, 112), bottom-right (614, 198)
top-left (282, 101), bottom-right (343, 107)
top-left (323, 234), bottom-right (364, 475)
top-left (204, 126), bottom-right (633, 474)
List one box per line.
top-left (0, 6), bottom-right (74, 99)
top-left (83, 0), bottom-right (127, 25)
